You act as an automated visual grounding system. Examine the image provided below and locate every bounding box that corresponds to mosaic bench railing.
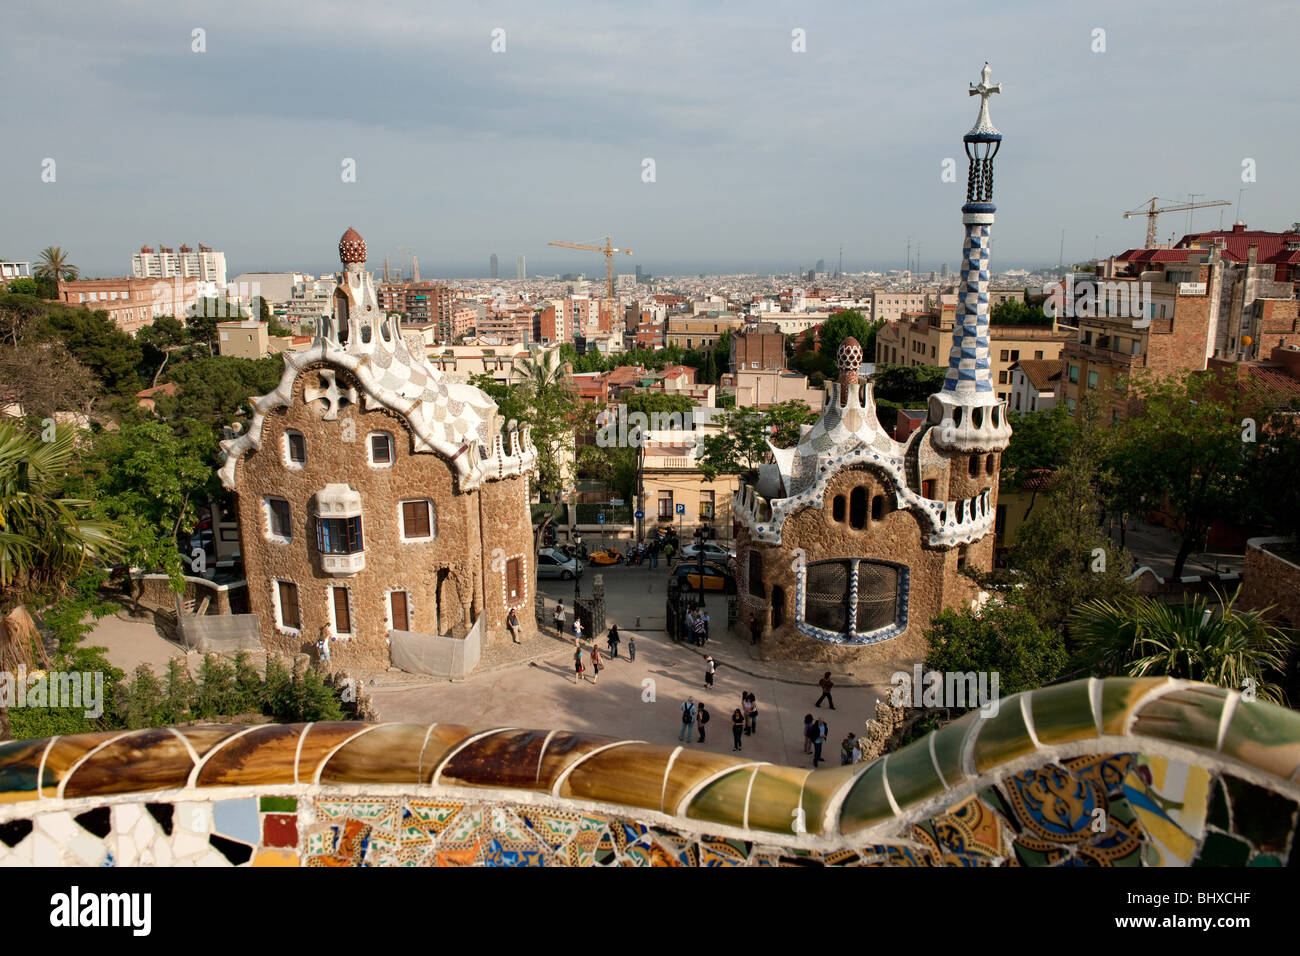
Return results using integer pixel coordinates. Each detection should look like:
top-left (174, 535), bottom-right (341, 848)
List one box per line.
top-left (0, 677), bottom-right (1296, 866)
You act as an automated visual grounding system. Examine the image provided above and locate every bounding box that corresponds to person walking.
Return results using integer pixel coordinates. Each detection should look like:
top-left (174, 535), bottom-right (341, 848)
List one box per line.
top-left (731, 708), bottom-right (745, 751)
top-left (812, 717), bottom-right (828, 767)
top-left (742, 692), bottom-right (757, 736)
top-left (573, 644), bottom-right (585, 684)
top-left (553, 601), bottom-right (565, 635)
top-left (627, 635), bottom-right (636, 661)
top-left (590, 645), bottom-right (603, 684)
top-left (749, 614), bottom-right (760, 646)
top-left (607, 625), bottom-right (620, 659)
top-left (704, 655), bottom-right (716, 689)
top-left (573, 617), bottom-right (584, 642)
top-left (696, 702), bottom-right (710, 743)
top-left (649, 543), bottom-right (659, 569)
top-left (679, 697), bottom-right (696, 743)
top-left (802, 714), bottom-right (815, 754)
top-left (702, 610), bottom-right (711, 644)
top-left (840, 732), bottom-right (857, 766)
top-left (693, 613), bottom-right (706, 647)
top-left (815, 671), bottom-right (836, 710)
top-left (506, 607), bottom-right (521, 644)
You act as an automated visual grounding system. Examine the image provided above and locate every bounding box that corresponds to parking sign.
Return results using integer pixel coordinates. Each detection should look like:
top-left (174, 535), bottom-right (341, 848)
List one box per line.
top-left (675, 503), bottom-right (685, 515)
top-left (597, 513), bottom-right (605, 524)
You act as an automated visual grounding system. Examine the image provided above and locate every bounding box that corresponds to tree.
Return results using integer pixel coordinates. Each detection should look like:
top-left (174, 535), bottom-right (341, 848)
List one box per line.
top-left (1001, 404), bottom-right (1076, 512)
top-left (1109, 371), bottom-right (1254, 579)
top-left (1011, 399), bottom-right (1134, 636)
top-left (697, 400), bottom-right (816, 481)
top-left (924, 602), bottom-right (1068, 701)
top-left (0, 341), bottom-right (99, 421)
top-left (154, 355), bottom-right (285, 437)
top-left (989, 297), bottom-right (1042, 326)
top-left (43, 303), bottom-right (143, 396)
top-left (34, 246), bottom-right (78, 282)
top-left (471, 366), bottom-right (579, 502)
top-left (0, 291), bottom-right (52, 346)
top-left (186, 298), bottom-right (248, 355)
top-left (2, 277), bottom-right (40, 297)
top-left (1237, 411), bottom-right (1300, 541)
top-left (84, 419), bottom-right (214, 586)
top-left (1071, 589), bottom-right (1293, 704)
top-left (137, 315), bottom-right (192, 387)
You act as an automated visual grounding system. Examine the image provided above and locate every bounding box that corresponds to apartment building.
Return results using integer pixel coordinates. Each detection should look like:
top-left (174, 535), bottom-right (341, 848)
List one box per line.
top-left (730, 324), bottom-right (786, 372)
top-left (57, 277), bottom-right (165, 335)
top-left (132, 243), bottom-right (227, 287)
top-left (665, 313), bottom-right (743, 350)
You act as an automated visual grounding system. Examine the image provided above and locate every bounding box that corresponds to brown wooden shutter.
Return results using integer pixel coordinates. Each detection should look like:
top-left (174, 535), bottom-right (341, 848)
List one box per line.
top-left (390, 591), bottom-right (408, 631)
top-left (332, 587), bottom-right (351, 634)
top-left (402, 501), bottom-right (429, 537)
top-left (506, 557), bottom-right (523, 602)
top-left (278, 581), bottom-right (300, 629)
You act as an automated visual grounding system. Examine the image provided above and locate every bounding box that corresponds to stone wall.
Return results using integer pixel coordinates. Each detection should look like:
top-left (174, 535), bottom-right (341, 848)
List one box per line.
top-left (1239, 537), bottom-right (1300, 627)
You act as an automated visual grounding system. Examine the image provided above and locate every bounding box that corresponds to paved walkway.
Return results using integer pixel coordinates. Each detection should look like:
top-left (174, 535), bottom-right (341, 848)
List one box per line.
top-left (84, 609), bottom-right (191, 674)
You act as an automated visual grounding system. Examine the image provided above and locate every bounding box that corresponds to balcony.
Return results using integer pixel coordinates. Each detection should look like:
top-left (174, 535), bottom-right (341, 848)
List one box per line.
top-left (321, 552), bottom-right (366, 575)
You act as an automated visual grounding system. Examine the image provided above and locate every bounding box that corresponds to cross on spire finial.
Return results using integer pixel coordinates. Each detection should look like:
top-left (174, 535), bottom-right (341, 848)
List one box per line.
top-left (967, 61), bottom-right (1002, 136)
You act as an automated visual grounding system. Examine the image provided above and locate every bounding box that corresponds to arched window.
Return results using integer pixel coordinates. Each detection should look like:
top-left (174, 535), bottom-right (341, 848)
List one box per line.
top-left (986, 454), bottom-right (996, 473)
top-left (748, 552), bottom-right (765, 598)
top-left (969, 455), bottom-right (980, 477)
top-left (849, 487), bottom-right (867, 529)
top-left (801, 559), bottom-right (902, 639)
top-left (871, 495), bottom-right (884, 521)
top-left (832, 495), bottom-right (846, 522)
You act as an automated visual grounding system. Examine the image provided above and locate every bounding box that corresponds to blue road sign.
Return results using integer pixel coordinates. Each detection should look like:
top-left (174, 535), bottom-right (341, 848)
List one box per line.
top-left (634, 510), bottom-right (644, 519)
top-left (675, 503), bottom-right (685, 515)
top-left (597, 513), bottom-right (605, 524)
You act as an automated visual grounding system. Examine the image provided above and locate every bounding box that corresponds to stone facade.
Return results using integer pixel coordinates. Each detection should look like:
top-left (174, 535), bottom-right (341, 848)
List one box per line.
top-left (1240, 537), bottom-right (1300, 628)
top-left (219, 229), bottom-right (538, 671)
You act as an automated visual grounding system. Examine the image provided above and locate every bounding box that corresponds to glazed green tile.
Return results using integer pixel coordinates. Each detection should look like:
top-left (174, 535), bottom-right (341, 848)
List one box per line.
top-left (1029, 679), bottom-right (1100, 745)
top-left (1194, 832), bottom-right (1250, 867)
top-left (1219, 699), bottom-right (1300, 781)
top-left (799, 764), bottom-right (865, 836)
top-left (838, 758), bottom-right (896, 835)
top-left (1099, 677), bottom-right (1171, 736)
top-left (930, 709), bottom-right (982, 785)
top-left (1207, 777), bottom-right (1230, 830)
top-left (884, 735), bottom-right (947, 809)
top-left (1131, 686), bottom-right (1229, 753)
top-left (685, 767), bottom-right (755, 829)
top-left (0, 738), bottom-right (53, 803)
top-left (260, 796), bottom-right (297, 813)
top-left (744, 764), bottom-right (811, 835)
top-left (1223, 775), bottom-right (1297, 852)
top-left (1248, 854), bottom-right (1283, 866)
top-left (972, 700), bottom-right (1036, 775)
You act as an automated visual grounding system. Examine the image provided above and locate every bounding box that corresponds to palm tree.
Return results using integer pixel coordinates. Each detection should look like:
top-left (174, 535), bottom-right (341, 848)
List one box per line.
top-left (516, 347), bottom-right (565, 389)
top-left (1070, 588), bottom-right (1294, 703)
top-left (0, 421), bottom-right (121, 736)
top-left (33, 246), bottom-right (78, 282)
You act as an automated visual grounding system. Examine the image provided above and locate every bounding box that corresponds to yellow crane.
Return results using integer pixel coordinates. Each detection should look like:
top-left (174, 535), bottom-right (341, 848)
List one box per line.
top-left (1123, 197), bottom-right (1231, 249)
top-left (547, 237), bottom-right (632, 302)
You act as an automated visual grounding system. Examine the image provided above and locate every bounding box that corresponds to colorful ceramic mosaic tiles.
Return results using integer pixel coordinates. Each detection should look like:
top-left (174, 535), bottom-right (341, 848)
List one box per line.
top-left (0, 678), bottom-right (1296, 866)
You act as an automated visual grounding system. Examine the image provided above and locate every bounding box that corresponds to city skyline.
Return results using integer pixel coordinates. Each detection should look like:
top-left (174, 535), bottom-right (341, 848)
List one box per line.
top-left (2, 1), bottom-right (1296, 278)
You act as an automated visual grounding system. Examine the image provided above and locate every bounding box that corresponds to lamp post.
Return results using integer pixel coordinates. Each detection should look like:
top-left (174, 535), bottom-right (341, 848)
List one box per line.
top-left (694, 526), bottom-right (706, 609)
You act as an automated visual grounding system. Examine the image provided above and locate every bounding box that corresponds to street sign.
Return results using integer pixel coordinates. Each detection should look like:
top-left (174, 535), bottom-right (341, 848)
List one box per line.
top-left (634, 510), bottom-right (644, 519)
top-left (675, 503), bottom-right (685, 515)
top-left (610, 498), bottom-right (625, 506)
top-left (597, 513), bottom-right (606, 524)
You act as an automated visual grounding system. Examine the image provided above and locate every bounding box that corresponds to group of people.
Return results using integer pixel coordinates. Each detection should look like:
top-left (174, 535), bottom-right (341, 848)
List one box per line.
top-left (680, 603), bottom-right (712, 645)
top-left (570, 622), bottom-right (635, 684)
top-left (680, 690), bottom-right (758, 752)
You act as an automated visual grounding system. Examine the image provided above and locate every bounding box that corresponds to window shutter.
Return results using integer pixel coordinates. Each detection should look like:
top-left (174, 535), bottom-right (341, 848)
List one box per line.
top-left (332, 587), bottom-right (351, 633)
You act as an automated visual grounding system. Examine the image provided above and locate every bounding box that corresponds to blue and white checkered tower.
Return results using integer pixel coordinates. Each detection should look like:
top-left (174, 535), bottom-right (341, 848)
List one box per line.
top-left (928, 63), bottom-right (1012, 454)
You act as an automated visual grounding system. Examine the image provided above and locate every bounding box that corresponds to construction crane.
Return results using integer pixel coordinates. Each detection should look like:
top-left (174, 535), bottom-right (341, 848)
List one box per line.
top-left (547, 237), bottom-right (632, 301)
top-left (1123, 197), bottom-right (1231, 249)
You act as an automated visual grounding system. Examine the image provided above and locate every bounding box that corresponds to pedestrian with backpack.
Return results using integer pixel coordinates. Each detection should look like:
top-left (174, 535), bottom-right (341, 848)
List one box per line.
top-left (697, 702), bottom-right (710, 743)
top-left (812, 717), bottom-right (829, 767)
top-left (679, 697), bottom-right (696, 743)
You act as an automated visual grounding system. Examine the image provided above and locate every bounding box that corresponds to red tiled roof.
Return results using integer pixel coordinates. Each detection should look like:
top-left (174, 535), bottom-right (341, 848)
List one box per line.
top-left (1012, 358), bottom-right (1063, 392)
top-left (1175, 228), bottom-right (1300, 263)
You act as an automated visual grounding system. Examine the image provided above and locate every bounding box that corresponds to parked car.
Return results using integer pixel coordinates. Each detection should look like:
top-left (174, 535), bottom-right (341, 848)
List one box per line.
top-left (537, 548), bottom-right (584, 580)
top-left (587, 548), bottom-right (623, 565)
top-left (679, 541), bottom-right (736, 563)
top-left (671, 560), bottom-right (737, 594)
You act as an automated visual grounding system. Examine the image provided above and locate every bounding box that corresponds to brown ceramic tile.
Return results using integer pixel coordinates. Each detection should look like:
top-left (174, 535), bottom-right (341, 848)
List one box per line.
top-left (418, 723), bottom-right (480, 781)
top-left (439, 729), bottom-right (553, 789)
top-left (195, 725), bottom-right (307, 787)
top-left (318, 723), bottom-right (432, 784)
top-left (41, 732), bottom-right (131, 798)
top-left (173, 725), bottom-right (255, 760)
top-left (296, 722), bottom-right (379, 782)
top-left (559, 742), bottom-right (675, 810)
top-left (533, 731), bottom-right (621, 791)
top-left (62, 729), bottom-right (195, 799)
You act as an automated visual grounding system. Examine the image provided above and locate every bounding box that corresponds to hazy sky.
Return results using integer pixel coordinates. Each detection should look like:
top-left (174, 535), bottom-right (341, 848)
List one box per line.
top-left (3, 1), bottom-right (1296, 278)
